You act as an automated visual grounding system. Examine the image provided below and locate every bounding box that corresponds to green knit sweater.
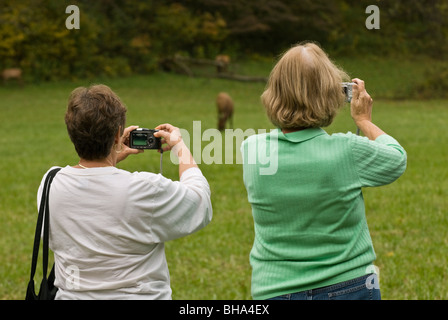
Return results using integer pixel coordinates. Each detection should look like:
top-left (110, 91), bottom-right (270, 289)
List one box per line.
top-left (241, 128), bottom-right (407, 300)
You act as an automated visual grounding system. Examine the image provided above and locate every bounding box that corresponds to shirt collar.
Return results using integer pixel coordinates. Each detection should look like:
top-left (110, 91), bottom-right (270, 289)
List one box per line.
top-left (276, 127), bottom-right (327, 143)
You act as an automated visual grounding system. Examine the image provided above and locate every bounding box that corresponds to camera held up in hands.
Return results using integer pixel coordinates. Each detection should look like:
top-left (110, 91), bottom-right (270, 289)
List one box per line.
top-left (342, 82), bottom-right (355, 103)
top-left (130, 128), bottom-right (161, 150)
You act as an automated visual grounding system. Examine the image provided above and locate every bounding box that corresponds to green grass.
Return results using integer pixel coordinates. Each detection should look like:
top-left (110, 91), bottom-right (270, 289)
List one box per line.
top-left (1, 56), bottom-right (447, 300)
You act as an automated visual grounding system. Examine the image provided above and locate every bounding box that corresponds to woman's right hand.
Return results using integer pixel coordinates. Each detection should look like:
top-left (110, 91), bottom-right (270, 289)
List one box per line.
top-left (350, 78), bottom-right (373, 126)
top-left (154, 123), bottom-right (198, 176)
top-left (154, 123), bottom-right (183, 152)
top-left (350, 78), bottom-right (385, 140)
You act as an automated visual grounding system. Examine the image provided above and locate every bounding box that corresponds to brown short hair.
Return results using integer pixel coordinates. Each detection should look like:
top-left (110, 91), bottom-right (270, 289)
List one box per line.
top-left (65, 84), bottom-right (127, 160)
top-left (261, 42), bottom-right (349, 129)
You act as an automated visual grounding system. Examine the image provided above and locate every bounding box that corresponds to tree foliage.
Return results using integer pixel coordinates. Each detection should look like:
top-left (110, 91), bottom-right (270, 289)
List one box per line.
top-left (0, 0), bottom-right (446, 82)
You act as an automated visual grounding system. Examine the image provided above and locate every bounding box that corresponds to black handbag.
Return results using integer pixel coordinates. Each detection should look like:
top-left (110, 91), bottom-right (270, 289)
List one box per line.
top-left (25, 167), bottom-right (61, 300)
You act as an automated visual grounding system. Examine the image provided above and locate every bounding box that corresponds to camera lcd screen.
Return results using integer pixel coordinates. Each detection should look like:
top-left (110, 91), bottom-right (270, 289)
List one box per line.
top-left (132, 134), bottom-right (147, 146)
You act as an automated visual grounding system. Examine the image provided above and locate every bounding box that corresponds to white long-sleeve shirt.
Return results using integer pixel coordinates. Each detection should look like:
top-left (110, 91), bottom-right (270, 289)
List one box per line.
top-left (37, 166), bottom-right (212, 300)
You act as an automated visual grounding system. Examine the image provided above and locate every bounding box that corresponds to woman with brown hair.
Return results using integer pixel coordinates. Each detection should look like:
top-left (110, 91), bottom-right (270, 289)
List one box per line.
top-left (241, 42), bottom-right (407, 300)
top-left (39, 84), bottom-right (212, 299)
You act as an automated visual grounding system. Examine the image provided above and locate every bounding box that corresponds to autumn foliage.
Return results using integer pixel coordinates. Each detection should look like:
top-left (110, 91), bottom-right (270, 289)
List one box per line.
top-left (1, 0), bottom-right (447, 82)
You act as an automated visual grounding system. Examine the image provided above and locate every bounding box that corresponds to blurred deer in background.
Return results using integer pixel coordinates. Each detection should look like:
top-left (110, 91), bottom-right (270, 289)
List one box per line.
top-left (2, 68), bottom-right (23, 86)
top-left (216, 92), bottom-right (234, 131)
top-left (215, 55), bottom-right (230, 74)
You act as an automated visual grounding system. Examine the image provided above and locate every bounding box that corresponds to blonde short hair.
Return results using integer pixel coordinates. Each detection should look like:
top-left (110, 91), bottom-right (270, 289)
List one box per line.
top-left (261, 42), bottom-right (349, 129)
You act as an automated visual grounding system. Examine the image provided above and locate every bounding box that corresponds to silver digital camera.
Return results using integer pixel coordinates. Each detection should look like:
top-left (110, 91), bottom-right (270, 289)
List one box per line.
top-left (342, 82), bottom-right (355, 103)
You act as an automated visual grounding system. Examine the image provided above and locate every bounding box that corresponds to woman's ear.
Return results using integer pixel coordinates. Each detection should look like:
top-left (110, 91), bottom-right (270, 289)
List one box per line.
top-left (115, 126), bottom-right (122, 144)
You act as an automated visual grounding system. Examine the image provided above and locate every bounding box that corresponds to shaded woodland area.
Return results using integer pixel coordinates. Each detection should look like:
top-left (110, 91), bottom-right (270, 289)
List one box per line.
top-left (1, 0), bottom-right (447, 81)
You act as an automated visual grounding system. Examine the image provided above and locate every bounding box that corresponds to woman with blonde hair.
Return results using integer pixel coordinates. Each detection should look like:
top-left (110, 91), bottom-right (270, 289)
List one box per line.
top-left (241, 42), bottom-right (407, 300)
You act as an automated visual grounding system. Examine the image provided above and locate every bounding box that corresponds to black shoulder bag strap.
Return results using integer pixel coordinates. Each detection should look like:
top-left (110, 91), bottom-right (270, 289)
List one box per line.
top-left (25, 167), bottom-right (61, 300)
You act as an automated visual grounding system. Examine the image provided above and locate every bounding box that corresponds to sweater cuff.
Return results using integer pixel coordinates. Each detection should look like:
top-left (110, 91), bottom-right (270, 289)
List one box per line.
top-left (375, 134), bottom-right (406, 155)
top-left (375, 134), bottom-right (398, 145)
top-left (179, 167), bottom-right (204, 181)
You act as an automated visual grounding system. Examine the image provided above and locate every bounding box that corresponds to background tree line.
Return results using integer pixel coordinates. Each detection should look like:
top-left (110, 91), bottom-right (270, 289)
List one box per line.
top-left (1, 0), bottom-right (447, 82)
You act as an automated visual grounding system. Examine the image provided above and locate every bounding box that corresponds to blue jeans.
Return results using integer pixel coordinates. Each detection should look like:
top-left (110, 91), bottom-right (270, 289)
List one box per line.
top-left (267, 274), bottom-right (381, 300)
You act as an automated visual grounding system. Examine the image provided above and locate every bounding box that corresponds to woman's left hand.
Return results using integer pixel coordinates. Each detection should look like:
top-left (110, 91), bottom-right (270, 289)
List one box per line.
top-left (116, 125), bottom-right (144, 163)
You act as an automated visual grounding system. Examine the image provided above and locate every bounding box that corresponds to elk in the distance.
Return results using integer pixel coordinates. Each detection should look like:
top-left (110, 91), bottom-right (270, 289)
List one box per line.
top-left (215, 55), bottom-right (230, 74)
top-left (216, 92), bottom-right (234, 131)
top-left (2, 68), bottom-right (23, 86)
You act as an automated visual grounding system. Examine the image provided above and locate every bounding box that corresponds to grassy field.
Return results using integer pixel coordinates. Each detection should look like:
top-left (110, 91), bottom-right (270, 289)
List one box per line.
top-left (0, 56), bottom-right (447, 300)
